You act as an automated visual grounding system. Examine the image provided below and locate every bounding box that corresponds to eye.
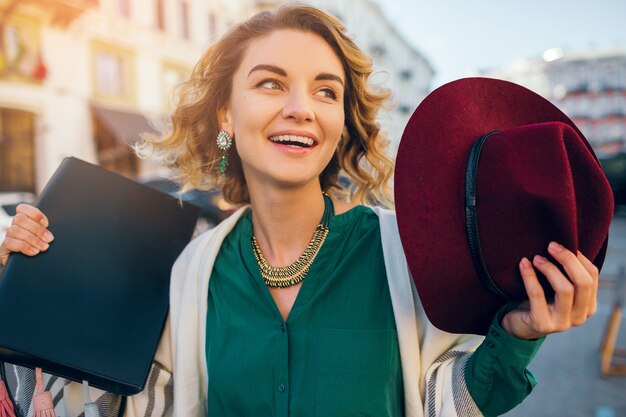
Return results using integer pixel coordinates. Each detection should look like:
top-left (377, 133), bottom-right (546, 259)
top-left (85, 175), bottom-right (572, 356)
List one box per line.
top-left (316, 87), bottom-right (338, 100)
top-left (256, 79), bottom-right (283, 90)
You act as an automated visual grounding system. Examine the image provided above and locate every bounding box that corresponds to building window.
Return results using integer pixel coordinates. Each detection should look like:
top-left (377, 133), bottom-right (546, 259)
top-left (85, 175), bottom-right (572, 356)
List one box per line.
top-left (0, 108), bottom-right (36, 192)
top-left (155, 0), bottom-right (165, 30)
top-left (609, 94), bottom-right (622, 116)
top-left (607, 122), bottom-right (623, 140)
top-left (399, 69), bottom-right (413, 81)
top-left (179, 1), bottom-right (190, 40)
top-left (115, 0), bottom-right (131, 18)
top-left (599, 95), bottom-right (611, 117)
top-left (208, 12), bottom-right (217, 40)
top-left (577, 97), bottom-right (586, 118)
top-left (618, 68), bottom-right (626, 90)
top-left (606, 66), bottom-right (626, 91)
top-left (617, 95), bottom-right (625, 116)
top-left (369, 43), bottom-right (386, 58)
top-left (92, 42), bottom-right (135, 105)
top-left (398, 104), bottom-right (412, 115)
top-left (0, 14), bottom-right (46, 83)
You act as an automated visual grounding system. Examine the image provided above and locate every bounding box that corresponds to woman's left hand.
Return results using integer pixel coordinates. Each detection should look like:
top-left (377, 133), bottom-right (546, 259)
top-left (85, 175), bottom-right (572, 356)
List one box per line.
top-left (502, 241), bottom-right (599, 340)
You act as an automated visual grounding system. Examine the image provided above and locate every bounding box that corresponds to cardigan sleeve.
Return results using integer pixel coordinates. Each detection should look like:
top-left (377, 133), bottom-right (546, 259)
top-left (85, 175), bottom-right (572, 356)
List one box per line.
top-left (417, 309), bottom-right (485, 417)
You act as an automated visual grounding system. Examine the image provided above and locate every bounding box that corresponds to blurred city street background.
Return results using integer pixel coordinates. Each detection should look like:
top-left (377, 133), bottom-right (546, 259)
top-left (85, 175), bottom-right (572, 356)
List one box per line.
top-left (1, 1), bottom-right (625, 416)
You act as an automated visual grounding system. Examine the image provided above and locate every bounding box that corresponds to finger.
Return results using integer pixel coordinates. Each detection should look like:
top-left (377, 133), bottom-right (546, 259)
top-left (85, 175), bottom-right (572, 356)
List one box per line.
top-left (577, 250), bottom-right (599, 317)
top-left (547, 242), bottom-right (593, 325)
top-left (15, 203), bottom-right (49, 228)
top-left (5, 224), bottom-right (50, 253)
top-left (12, 213), bottom-right (54, 243)
top-left (576, 250), bottom-right (600, 280)
top-left (1, 235), bottom-right (42, 256)
top-left (533, 255), bottom-right (574, 330)
top-left (519, 257), bottom-right (551, 327)
top-left (0, 243), bottom-right (11, 266)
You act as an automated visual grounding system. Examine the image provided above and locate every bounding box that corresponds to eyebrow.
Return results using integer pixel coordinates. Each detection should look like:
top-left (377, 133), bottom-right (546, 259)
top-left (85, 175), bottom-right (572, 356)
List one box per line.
top-left (248, 64), bottom-right (287, 77)
top-left (315, 72), bottom-right (344, 87)
top-left (248, 64), bottom-right (344, 87)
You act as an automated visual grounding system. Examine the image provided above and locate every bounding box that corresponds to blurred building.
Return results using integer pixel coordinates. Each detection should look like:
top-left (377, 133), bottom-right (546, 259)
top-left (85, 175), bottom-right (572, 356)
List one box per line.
top-left (0, 0), bottom-right (247, 195)
top-left (253, 0), bottom-right (434, 156)
top-left (481, 48), bottom-right (626, 151)
top-left (0, 0), bottom-right (432, 197)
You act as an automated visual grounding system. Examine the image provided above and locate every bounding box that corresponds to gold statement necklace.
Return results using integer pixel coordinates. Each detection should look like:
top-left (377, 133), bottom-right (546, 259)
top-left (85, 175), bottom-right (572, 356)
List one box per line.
top-left (251, 194), bottom-right (334, 288)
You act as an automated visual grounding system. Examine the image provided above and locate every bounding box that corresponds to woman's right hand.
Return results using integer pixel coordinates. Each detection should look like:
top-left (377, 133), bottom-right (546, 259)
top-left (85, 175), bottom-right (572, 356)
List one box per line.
top-left (0, 204), bottom-right (53, 266)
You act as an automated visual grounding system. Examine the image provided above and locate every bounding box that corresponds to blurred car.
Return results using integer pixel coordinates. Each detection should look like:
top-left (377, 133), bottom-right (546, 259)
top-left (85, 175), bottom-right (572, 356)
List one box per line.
top-left (599, 152), bottom-right (626, 208)
top-left (142, 178), bottom-right (236, 233)
top-left (0, 192), bottom-right (36, 242)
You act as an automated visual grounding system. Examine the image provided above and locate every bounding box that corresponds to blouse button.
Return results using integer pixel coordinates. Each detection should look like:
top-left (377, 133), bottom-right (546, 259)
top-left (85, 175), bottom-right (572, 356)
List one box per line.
top-left (278, 383), bottom-right (286, 392)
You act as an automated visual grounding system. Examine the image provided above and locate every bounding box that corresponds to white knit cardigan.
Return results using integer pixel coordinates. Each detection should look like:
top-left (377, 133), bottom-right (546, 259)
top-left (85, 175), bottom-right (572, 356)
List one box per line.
top-left (124, 206), bottom-right (485, 417)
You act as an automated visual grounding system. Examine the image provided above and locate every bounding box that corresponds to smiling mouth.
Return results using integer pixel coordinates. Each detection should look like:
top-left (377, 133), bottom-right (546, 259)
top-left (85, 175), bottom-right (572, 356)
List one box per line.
top-left (269, 134), bottom-right (315, 148)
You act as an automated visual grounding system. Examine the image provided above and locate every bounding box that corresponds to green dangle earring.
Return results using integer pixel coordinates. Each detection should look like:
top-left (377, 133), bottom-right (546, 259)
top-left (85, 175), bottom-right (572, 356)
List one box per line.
top-left (216, 130), bottom-right (232, 174)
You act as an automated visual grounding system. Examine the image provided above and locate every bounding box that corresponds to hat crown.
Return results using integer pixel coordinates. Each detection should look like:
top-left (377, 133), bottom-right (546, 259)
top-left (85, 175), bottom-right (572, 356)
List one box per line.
top-left (469, 121), bottom-right (612, 301)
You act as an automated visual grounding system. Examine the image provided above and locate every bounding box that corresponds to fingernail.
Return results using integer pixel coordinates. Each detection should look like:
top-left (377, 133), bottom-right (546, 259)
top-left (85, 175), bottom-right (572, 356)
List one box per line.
top-left (520, 257), bottom-right (532, 268)
top-left (40, 219), bottom-right (48, 228)
top-left (30, 248), bottom-right (40, 255)
top-left (39, 241), bottom-right (49, 251)
top-left (43, 231), bottom-right (54, 242)
top-left (534, 255), bottom-right (547, 264)
top-left (549, 241), bottom-right (563, 252)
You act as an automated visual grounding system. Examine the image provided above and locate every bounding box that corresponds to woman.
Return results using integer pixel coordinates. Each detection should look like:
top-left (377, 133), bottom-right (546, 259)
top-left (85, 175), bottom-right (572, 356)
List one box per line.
top-left (0, 5), bottom-right (600, 417)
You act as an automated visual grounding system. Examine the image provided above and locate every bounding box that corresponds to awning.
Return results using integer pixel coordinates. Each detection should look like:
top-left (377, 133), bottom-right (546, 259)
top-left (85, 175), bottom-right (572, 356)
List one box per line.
top-left (91, 105), bottom-right (160, 146)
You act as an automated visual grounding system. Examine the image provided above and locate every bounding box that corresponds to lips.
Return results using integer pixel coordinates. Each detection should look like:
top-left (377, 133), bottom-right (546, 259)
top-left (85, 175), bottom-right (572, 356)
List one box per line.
top-left (269, 134), bottom-right (316, 148)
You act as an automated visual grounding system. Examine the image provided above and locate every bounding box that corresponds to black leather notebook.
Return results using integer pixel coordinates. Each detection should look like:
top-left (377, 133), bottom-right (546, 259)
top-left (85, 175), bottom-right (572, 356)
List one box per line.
top-left (0, 157), bottom-right (199, 395)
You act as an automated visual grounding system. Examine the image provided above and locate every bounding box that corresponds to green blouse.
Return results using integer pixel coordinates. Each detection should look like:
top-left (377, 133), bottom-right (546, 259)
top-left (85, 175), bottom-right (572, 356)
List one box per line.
top-left (206, 206), bottom-right (403, 416)
top-left (206, 206), bottom-right (543, 417)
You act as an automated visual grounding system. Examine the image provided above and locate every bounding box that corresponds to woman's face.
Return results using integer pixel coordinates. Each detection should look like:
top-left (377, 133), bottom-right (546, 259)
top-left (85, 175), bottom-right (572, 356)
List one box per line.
top-left (221, 29), bottom-right (346, 193)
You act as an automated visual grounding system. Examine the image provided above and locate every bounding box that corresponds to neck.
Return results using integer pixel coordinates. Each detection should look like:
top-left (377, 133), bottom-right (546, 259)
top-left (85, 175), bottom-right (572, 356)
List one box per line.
top-left (248, 183), bottom-right (326, 267)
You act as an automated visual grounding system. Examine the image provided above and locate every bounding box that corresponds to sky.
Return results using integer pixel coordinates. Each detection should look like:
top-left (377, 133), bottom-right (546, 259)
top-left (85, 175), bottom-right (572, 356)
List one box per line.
top-left (371, 0), bottom-right (626, 88)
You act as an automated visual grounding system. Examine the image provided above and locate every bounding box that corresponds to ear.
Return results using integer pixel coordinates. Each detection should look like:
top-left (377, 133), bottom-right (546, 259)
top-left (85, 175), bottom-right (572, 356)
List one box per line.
top-left (218, 106), bottom-right (234, 138)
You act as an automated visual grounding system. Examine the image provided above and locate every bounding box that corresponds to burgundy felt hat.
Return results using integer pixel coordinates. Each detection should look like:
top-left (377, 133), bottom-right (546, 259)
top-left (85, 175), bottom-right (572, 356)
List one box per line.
top-left (394, 77), bottom-right (614, 335)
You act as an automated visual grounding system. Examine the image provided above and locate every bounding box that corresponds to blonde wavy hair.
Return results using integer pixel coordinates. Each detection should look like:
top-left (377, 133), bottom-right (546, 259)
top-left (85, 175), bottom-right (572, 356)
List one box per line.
top-left (144, 4), bottom-right (394, 206)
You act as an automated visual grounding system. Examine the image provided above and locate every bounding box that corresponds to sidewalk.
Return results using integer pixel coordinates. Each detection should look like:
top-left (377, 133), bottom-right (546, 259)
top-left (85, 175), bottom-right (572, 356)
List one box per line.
top-left (503, 215), bottom-right (626, 417)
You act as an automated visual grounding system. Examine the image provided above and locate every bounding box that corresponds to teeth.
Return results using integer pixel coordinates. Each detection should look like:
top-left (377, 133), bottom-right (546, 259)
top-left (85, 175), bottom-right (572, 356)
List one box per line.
top-left (269, 135), bottom-right (314, 147)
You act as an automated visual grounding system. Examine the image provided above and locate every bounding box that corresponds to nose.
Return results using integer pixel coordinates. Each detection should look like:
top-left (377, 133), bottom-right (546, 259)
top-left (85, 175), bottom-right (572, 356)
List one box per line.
top-left (281, 89), bottom-right (314, 123)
